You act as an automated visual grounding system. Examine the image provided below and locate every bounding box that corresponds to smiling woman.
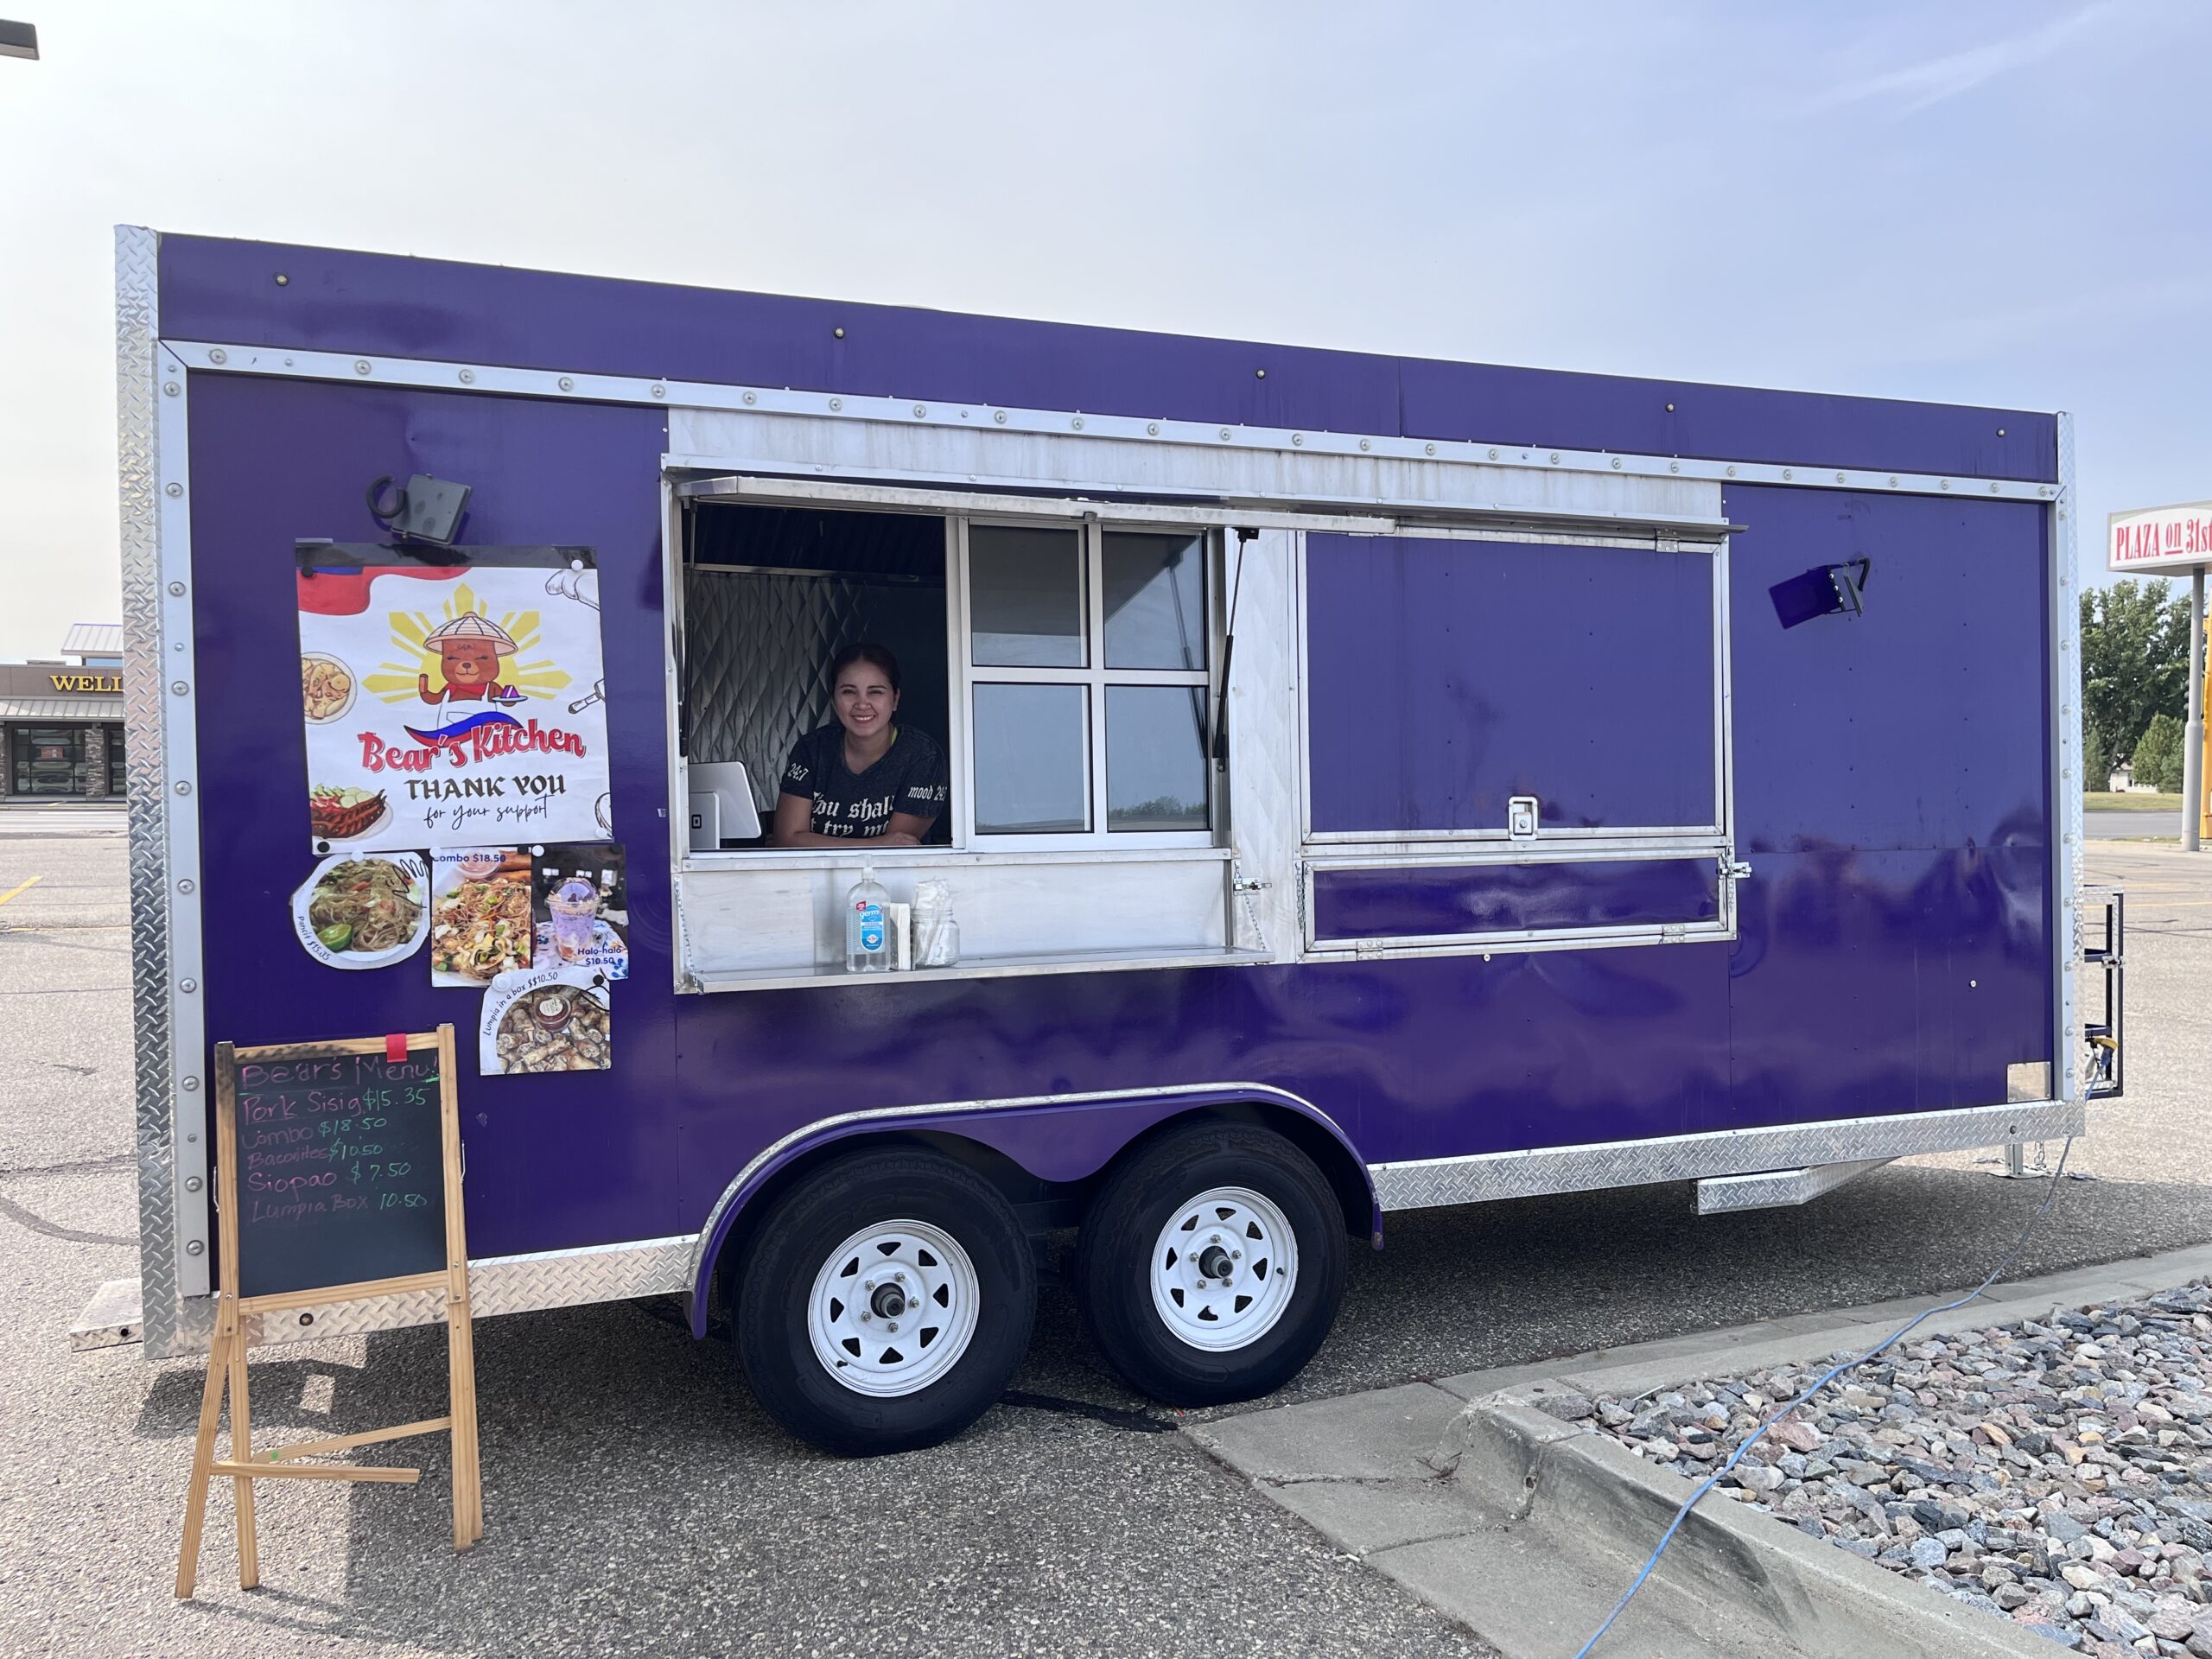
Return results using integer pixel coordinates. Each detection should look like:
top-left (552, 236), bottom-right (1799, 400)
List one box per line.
top-left (769, 644), bottom-right (950, 847)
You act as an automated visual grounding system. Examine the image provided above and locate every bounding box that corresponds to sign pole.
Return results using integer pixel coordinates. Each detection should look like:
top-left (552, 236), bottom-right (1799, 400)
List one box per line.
top-left (2190, 571), bottom-right (2206, 854)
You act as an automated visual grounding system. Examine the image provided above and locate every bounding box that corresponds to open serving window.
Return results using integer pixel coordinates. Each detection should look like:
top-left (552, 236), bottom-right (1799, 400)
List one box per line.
top-left (668, 489), bottom-right (1263, 990)
top-left (1297, 530), bottom-right (1741, 957)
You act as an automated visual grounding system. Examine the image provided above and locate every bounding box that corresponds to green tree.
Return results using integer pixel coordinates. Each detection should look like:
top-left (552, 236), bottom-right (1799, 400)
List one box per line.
top-left (2082, 722), bottom-right (2108, 795)
top-left (2080, 579), bottom-right (2190, 767)
top-left (2134, 712), bottom-right (2186, 794)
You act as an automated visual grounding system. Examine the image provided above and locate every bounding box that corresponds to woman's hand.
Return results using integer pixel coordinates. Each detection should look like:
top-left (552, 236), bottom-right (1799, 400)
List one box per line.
top-left (875, 831), bottom-right (921, 848)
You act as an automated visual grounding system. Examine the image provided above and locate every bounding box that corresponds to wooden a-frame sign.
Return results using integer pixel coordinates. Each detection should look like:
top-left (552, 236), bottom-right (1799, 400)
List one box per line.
top-left (176, 1024), bottom-right (482, 1598)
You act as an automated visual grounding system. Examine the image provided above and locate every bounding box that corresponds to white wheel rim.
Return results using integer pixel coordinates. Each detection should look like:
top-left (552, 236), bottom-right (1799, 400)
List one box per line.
top-left (1150, 1185), bottom-right (1299, 1352)
top-left (806, 1219), bottom-right (980, 1398)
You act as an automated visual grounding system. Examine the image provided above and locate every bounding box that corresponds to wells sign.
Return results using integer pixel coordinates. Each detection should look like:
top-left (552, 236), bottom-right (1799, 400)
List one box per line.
top-left (48, 672), bottom-right (123, 693)
top-left (2110, 502), bottom-right (2212, 575)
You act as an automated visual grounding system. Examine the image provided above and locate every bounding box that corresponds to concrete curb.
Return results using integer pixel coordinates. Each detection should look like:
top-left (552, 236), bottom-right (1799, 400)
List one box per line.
top-left (1192, 1239), bottom-right (2212, 1657)
top-left (1433, 1394), bottom-right (2057, 1657)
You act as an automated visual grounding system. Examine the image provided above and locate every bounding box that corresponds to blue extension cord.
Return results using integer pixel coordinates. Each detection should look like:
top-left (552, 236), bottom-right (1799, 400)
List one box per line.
top-left (1570, 1138), bottom-right (2077, 1659)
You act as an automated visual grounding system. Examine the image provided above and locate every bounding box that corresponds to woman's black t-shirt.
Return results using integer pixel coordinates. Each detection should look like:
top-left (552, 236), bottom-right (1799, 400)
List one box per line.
top-left (779, 725), bottom-right (949, 838)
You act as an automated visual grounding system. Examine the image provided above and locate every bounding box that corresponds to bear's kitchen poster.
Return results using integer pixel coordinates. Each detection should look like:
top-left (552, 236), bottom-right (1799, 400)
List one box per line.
top-left (297, 545), bottom-right (612, 853)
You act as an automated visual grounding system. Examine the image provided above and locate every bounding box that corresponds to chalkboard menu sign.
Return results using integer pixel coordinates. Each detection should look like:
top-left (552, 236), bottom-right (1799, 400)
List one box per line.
top-left (218, 1040), bottom-right (451, 1298)
top-left (179, 1026), bottom-right (480, 1599)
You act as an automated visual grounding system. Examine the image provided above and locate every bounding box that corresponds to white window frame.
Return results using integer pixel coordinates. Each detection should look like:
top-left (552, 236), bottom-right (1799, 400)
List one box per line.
top-left (951, 515), bottom-right (1220, 852)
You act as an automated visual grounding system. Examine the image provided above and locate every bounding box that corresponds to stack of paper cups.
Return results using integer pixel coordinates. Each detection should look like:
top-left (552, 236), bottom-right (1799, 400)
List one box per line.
top-left (912, 879), bottom-right (960, 968)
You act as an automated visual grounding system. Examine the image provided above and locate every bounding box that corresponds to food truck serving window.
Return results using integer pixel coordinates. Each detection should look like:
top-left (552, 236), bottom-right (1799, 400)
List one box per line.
top-left (671, 498), bottom-right (1236, 991)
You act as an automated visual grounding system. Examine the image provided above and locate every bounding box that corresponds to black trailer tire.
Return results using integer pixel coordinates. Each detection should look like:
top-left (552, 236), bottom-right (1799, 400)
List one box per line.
top-left (1075, 1122), bottom-right (1346, 1408)
top-left (733, 1147), bottom-right (1036, 1457)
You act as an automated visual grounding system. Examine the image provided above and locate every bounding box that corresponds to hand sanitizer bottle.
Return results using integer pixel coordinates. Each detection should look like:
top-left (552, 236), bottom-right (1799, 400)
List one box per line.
top-left (845, 861), bottom-right (892, 974)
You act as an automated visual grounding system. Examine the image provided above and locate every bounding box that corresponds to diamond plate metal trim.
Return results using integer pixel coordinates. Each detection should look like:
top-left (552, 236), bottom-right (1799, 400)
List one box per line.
top-left (1369, 1099), bottom-right (2084, 1211)
top-left (175, 1238), bottom-right (696, 1355)
top-left (1693, 1157), bottom-right (1893, 1216)
top-left (116, 226), bottom-right (185, 1357)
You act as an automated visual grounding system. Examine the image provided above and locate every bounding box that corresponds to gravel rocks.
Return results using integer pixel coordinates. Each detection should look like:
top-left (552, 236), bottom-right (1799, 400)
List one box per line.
top-left (1591, 1282), bottom-right (2212, 1656)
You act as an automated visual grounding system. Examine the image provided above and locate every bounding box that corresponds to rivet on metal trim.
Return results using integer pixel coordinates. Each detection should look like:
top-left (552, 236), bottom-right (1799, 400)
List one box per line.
top-left (1071, 417), bottom-right (1084, 430)
top-left (559, 376), bottom-right (575, 391)
top-left (1889, 476), bottom-right (1899, 486)
top-left (652, 384), bottom-right (666, 398)
top-left (186, 1240), bottom-right (204, 1255)
top-left (208, 348), bottom-right (227, 365)
top-left (830, 398), bottom-right (844, 412)
top-left (1147, 423), bottom-right (1160, 436)
top-left (1726, 466), bottom-right (1738, 478)
top-left (742, 391), bottom-right (757, 405)
top-left (1487, 448), bottom-right (1497, 460)
top-left (177, 879), bottom-right (194, 894)
top-left (460, 369), bottom-right (475, 385)
top-left (1666, 402), bottom-right (1675, 412)
top-left (170, 681), bottom-right (188, 696)
top-left (1359, 438), bottom-right (1370, 452)
top-left (274, 273), bottom-right (289, 286)
top-left (353, 359), bottom-right (372, 375)
top-left (186, 1177), bottom-right (202, 1192)
top-left (181, 1075), bottom-right (199, 1090)
top-left (1997, 427), bottom-right (2005, 436)
top-left (1255, 368), bottom-right (1266, 379)
top-left (834, 327), bottom-right (845, 339)
top-left (1549, 453), bottom-right (1560, 464)
top-left (1219, 429), bottom-right (1232, 441)
top-left (912, 404), bottom-right (927, 418)
top-left (1835, 473), bottom-right (1846, 483)
top-left (163, 383), bottom-right (179, 397)
top-left (165, 483), bottom-right (182, 498)
top-left (1610, 457), bottom-right (1621, 469)
top-left (1783, 468), bottom-right (1794, 480)
top-left (1989, 482), bottom-right (2000, 493)
top-left (1669, 462), bottom-right (1680, 474)
top-left (1292, 434), bottom-right (1304, 446)
top-left (1941, 480), bottom-right (1950, 490)
top-left (174, 781), bottom-right (192, 796)
top-left (180, 979), bottom-right (198, 994)
top-left (992, 409), bottom-right (1004, 423)
top-left (168, 582), bottom-right (185, 596)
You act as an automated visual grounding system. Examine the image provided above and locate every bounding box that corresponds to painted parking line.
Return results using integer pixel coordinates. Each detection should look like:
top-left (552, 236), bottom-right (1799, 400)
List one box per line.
top-left (0, 875), bottom-right (44, 906)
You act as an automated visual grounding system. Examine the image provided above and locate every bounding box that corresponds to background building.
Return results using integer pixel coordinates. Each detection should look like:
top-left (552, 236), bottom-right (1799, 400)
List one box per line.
top-left (0, 623), bottom-right (125, 801)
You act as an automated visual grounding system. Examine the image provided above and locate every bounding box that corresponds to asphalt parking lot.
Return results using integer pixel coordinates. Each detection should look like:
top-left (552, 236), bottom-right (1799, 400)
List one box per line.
top-left (4, 808), bottom-right (2209, 1659)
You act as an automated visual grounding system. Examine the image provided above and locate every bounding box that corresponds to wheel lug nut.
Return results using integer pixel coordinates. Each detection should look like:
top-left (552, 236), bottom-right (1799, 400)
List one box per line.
top-left (887, 1322), bottom-right (899, 1333)
top-left (1231, 1250), bottom-right (1242, 1260)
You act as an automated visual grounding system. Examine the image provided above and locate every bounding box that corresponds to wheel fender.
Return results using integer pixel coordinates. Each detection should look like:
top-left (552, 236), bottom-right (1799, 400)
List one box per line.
top-left (688, 1084), bottom-right (1373, 1336)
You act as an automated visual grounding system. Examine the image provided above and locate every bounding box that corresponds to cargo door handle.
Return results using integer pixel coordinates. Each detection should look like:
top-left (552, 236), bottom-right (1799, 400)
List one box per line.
top-left (1722, 858), bottom-right (1753, 881)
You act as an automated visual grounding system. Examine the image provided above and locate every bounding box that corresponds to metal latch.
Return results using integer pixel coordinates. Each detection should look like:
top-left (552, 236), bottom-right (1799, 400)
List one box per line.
top-left (1231, 874), bottom-right (1273, 893)
top-left (1508, 796), bottom-right (1539, 840)
top-left (1721, 856), bottom-right (1752, 881)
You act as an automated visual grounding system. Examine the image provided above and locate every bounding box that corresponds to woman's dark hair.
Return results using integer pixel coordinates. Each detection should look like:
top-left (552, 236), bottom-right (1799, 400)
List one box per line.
top-left (830, 642), bottom-right (901, 694)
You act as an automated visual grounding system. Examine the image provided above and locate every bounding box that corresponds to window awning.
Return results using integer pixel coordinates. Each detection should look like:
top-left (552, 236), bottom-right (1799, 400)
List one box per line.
top-left (0, 696), bottom-right (124, 721)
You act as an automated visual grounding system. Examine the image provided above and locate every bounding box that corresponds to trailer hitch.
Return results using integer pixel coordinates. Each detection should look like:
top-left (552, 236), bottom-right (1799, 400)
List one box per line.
top-left (2082, 888), bottom-right (2124, 1100)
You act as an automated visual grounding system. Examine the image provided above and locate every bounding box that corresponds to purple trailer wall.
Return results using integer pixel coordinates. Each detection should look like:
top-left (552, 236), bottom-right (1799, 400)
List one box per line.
top-left (155, 236), bottom-right (2060, 1291)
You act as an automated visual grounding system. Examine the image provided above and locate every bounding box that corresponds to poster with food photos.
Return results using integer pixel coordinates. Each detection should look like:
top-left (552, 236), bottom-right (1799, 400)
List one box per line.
top-left (296, 545), bottom-right (611, 853)
top-left (480, 965), bottom-right (613, 1076)
top-left (289, 851), bottom-right (429, 969)
top-left (428, 847), bottom-right (535, 988)
top-left (531, 842), bottom-right (628, 982)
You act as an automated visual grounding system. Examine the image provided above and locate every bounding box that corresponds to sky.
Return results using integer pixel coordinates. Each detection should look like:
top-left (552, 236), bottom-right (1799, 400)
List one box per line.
top-left (0, 0), bottom-right (2207, 662)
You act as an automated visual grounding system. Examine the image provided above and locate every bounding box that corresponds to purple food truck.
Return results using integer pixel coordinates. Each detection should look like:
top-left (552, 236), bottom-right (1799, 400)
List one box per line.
top-left (115, 226), bottom-right (2120, 1455)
